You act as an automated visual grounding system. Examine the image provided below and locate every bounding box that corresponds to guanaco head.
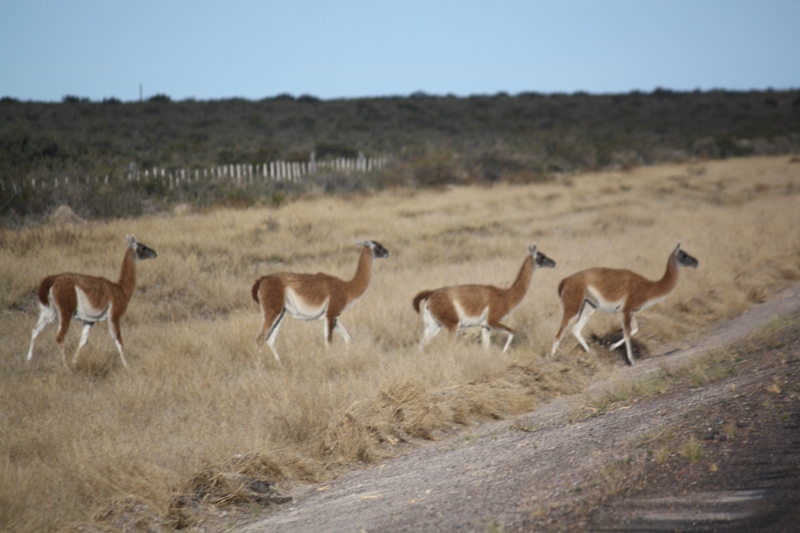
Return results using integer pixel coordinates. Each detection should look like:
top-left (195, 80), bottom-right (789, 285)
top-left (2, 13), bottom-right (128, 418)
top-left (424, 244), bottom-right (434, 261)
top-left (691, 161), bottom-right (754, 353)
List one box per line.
top-left (673, 242), bottom-right (698, 268)
top-left (126, 234), bottom-right (158, 261)
top-left (529, 243), bottom-right (556, 269)
top-left (357, 240), bottom-right (389, 259)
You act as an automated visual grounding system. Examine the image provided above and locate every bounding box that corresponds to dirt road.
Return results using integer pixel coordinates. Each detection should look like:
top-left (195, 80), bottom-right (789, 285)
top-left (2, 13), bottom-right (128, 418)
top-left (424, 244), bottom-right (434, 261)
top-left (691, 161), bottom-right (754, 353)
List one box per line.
top-left (239, 283), bottom-right (800, 532)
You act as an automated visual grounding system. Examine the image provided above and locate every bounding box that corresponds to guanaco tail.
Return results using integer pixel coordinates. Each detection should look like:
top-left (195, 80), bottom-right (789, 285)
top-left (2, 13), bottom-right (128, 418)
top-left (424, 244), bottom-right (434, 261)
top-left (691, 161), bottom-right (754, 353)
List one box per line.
top-left (551, 242), bottom-right (698, 365)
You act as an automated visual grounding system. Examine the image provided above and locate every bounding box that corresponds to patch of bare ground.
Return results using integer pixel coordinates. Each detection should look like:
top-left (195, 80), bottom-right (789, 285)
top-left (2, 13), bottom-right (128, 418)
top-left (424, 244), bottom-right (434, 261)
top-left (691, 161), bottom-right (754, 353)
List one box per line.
top-left (235, 283), bottom-right (800, 533)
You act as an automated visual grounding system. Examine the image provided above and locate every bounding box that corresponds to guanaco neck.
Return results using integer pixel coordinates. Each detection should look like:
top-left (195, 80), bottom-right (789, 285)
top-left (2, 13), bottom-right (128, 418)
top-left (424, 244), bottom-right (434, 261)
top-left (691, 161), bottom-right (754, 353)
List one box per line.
top-left (499, 255), bottom-right (534, 308)
top-left (344, 246), bottom-right (373, 302)
top-left (118, 247), bottom-right (138, 299)
top-left (652, 253), bottom-right (680, 298)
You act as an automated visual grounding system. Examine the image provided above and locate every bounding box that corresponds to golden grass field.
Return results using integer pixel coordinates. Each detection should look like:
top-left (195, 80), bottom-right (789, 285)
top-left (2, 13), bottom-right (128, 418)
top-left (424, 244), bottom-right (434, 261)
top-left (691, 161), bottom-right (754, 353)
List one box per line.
top-left (1, 156), bottom-right (799, 532)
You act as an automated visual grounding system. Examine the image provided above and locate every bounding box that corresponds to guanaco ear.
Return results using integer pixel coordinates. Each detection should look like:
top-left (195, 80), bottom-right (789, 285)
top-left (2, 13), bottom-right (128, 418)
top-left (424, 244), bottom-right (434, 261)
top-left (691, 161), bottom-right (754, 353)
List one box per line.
top-left (528, 243), bottom-right (537, 255)
top-left (127, 234), bottom-right (137, 248)
top-left (674, 241), bottom-right (682, 254)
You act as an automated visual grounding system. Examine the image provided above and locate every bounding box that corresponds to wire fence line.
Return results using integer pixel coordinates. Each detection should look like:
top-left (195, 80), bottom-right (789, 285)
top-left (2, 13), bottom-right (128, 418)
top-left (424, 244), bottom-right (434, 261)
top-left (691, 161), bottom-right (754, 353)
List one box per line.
top-left (1, 153), bottom-right (388, 195)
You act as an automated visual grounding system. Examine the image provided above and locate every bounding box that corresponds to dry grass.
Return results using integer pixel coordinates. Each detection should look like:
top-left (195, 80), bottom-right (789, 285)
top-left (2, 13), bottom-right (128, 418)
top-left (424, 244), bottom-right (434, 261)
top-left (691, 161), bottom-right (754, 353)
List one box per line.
top-left (681, 437), bottom-right (704, 463)
top-left (1, 156), bottom-right (799, 532)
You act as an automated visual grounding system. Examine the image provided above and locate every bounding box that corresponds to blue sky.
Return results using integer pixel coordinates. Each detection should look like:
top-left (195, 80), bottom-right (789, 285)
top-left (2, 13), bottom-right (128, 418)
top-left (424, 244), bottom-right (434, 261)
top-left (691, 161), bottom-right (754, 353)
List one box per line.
top-left (1, 0), bottom-right (798, 102)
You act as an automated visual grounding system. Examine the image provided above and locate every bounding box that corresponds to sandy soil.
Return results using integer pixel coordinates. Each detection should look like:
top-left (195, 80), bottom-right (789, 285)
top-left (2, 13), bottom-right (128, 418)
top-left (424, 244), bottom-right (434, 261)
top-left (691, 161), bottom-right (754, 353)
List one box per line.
top-left (233, 283), bottom-right (800, 532)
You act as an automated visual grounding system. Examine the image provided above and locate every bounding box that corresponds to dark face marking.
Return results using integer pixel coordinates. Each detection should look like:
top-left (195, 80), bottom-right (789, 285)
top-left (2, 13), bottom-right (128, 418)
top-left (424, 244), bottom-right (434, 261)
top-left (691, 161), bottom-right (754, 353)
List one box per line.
top-left (676, 249), bottom-right (698, 268)
top-left (367, 241), bottom-right (389, 259)
top-left (535, 251), bottom-right (556, 268)
top-left (136, 243), bottom-right (158, 260)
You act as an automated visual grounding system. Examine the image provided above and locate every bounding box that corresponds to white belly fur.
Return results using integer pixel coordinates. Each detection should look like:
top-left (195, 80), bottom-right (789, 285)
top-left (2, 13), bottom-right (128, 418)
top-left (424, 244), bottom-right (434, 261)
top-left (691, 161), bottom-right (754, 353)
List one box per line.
top-left (284, 288), bottom-right (328, 321)
top-left (453, 300), bottom-right (488, 328)
top-left (585, 286), bottom-right (625, 313)
top-left (73, 287), bottom-right (110, 323)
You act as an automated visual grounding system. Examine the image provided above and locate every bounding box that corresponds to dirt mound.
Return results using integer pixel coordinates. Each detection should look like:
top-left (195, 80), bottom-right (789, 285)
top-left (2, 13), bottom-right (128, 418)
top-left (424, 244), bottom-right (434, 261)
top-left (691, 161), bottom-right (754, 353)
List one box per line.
top-left (48, 205), bottom-right (85, 225)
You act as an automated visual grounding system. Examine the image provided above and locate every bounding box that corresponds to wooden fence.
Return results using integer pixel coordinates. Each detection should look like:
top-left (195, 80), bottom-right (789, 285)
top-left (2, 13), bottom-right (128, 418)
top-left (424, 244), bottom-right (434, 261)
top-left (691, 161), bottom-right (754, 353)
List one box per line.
top-left (1, 153), bottom-right (388, 194)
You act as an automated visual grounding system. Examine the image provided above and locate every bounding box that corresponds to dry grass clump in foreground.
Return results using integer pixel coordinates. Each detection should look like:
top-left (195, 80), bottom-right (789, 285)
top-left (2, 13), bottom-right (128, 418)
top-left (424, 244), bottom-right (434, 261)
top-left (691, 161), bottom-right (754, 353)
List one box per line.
top-left (1, 156), bottom-right (799, 532)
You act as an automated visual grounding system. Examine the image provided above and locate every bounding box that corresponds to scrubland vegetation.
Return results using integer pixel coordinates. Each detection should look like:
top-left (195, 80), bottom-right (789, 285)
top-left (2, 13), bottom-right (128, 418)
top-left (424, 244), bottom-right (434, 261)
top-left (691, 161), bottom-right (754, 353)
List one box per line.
top-left (1, 155), bottom-right (799, 531)
top-left (2, 89), bottom-right (800, 223)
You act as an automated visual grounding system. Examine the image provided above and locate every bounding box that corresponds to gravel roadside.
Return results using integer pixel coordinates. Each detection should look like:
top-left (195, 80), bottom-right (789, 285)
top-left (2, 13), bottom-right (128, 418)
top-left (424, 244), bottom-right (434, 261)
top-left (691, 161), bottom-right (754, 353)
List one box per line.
top-left (237, 283), bottom-right (800, 532)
